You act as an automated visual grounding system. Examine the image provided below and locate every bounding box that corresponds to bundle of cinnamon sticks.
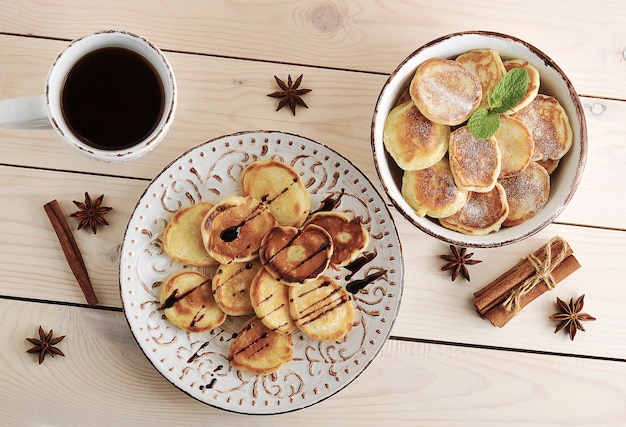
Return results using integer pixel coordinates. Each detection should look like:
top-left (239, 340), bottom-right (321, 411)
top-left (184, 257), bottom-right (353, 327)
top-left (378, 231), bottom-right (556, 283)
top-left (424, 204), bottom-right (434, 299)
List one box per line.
top-left (473, 236), bottom-right (580, 327)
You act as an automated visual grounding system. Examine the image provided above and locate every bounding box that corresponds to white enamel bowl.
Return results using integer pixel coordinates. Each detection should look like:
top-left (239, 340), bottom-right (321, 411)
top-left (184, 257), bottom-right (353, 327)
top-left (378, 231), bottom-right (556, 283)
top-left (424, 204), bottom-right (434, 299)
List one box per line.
top-left (371, 31), bottom-right (587, 248)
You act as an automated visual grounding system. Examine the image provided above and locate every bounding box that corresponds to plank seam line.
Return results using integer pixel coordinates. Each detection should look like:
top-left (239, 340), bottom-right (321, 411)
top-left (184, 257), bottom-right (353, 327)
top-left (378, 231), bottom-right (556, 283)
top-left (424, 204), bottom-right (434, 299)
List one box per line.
top-left (389, 335), bottom-right (626, 363)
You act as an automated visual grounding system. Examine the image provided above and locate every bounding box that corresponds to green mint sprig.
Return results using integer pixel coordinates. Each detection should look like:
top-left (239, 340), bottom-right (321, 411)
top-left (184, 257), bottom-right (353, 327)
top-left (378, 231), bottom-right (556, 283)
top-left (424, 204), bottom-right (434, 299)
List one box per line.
top-left (467, 67), bottom-right (529, 139)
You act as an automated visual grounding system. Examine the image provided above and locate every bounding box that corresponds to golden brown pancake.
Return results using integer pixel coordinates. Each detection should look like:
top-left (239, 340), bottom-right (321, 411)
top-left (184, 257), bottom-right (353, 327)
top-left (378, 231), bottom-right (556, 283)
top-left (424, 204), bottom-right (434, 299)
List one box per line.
top-left (259, 224), bottom-right (333, 284)
top-left (201, 195), bottom-right (277, 264)
top-left (502, 59), bottom-right (540, 114)
top-left (455, 49), bottom-right (506, 110)
top-left (449, 126), bottom-right (501, 193)
top-left (499, 162), bottom-right (550, 227)
top-left (495, 114), bottom-right (534, 179)
top-left (514, 94), bottom-right (572, 161)
top-left (303, 211), bottom-right (369, 269)
top-left (241, 159), bottom-right (310, 228)
top-left (439, 182), bottom-right (509, 235)
top-left (383, 100), bottom-right (450, 170)
top-left (250, 268), bottom-right (298, 335)
top-left (289, 276), bottom-right (354, 341)
top-left (212, 259), bottom-right (262, 316)
top-left (410, 58), bottom-right (482, 126)
top-left (401, 156), bottom-right (468, 218)
top-left (163, 202), bottom-right (218, 267)
top-left (536, 157), bottom-right (560, 174)
top-left (228, 317), bottom-right (293, 375)
top-left (395, 87), bottom-right (412, 106)
top-left (159, 271), bottom-right (226, 333)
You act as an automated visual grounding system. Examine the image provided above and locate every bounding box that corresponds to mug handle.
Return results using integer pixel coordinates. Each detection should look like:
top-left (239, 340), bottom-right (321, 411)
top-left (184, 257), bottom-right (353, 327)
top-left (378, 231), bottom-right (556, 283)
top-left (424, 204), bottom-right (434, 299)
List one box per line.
top-left (0, 95), bottom-right (50, 129)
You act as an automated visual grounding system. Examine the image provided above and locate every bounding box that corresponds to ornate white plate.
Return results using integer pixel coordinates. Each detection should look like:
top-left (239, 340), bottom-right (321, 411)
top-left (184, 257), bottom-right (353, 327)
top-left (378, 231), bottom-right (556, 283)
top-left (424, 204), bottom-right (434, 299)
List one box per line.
top-left (119, 131), bottom-right (403, 414)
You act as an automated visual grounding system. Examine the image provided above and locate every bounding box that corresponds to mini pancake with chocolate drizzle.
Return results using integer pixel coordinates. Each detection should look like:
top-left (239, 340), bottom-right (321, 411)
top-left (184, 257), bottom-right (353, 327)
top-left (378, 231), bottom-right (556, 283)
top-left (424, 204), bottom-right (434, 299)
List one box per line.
top-left (228, 317), bottom-right (293, 375)
top-left (304, 210), bottom-right (370, 269)
top-left (289, 275), bottom-right (355, 341)
top-left (250, 268), bottom-right (299, 335)
top-left (159, 271), bottom-right (226, 333)
top-left (259, 224), bottom-right (333, 284)
top-left (241, 159), bottom-right (311, 228)
top-left (201, 195), bottom-right (277, 264)
top-left (212, 259), bottom-right (263, 316)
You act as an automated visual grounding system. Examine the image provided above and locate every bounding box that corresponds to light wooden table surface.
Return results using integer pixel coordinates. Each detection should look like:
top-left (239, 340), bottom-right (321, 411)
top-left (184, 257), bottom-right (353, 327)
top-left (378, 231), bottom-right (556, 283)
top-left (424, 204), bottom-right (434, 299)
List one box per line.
top-left (1, 1), bottom-right (625, 425)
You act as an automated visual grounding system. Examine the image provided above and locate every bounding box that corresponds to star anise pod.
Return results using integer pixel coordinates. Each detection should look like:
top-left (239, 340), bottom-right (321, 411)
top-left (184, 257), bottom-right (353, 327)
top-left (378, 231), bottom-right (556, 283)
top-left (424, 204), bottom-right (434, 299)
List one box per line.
top-left (440, 245), bottom-right (482, 281)
top-left (26, 326), bottom-right (66, 364)
top-left (267, 74), bottom-right (312, 116)
top-left (69, 192), bottom-right (112, 234)
top-left (549, 294), bottom-right (596, 341)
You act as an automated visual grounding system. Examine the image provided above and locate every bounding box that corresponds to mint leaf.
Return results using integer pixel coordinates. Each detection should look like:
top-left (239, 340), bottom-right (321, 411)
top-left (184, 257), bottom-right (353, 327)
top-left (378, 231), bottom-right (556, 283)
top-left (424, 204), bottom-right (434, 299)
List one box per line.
top-left (468, 67), bottom-right (530, 139)
top-left (491, 67), bottom-right (529, 113)
top-left (487, 89), bottom-right (502, 111)
top-left (467, 108), bottom-right (500, 139)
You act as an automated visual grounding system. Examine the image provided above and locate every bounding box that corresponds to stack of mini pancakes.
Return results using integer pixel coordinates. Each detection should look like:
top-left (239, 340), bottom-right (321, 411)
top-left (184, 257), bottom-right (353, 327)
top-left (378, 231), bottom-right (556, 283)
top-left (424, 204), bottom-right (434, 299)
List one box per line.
top-left (159, 159), bottom-right (369, 375)
top-left (384, 49), bottom-right (572, 235)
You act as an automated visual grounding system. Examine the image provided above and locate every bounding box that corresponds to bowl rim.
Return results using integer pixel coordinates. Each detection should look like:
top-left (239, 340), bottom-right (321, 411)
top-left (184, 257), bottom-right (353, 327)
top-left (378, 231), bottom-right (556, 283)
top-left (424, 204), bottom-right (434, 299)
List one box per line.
top-left (370, 30), bottom-right (588, 248)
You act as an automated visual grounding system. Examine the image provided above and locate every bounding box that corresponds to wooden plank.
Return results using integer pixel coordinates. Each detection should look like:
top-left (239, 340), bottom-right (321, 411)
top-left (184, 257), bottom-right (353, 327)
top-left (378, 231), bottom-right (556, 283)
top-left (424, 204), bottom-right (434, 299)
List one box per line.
top-left (2, 299), bottom-right (624, 426)
top-left (1, 36), bottom-right (625, 230)
top-left (0, 0), bottom-right (624, 99)
top-left (1, 166), bottom-right (625, 360)
top-left (567, 97), bottom-right (626, 228)
top-left (392, 216), bottom-right (626, 360)
top-left (0, 167), bottom-right (147, 306)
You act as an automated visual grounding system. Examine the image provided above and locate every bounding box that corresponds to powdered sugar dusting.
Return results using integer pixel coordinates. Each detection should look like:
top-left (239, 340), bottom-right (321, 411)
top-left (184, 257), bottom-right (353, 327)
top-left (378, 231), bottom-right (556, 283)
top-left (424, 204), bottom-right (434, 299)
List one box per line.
top-left (450, 127), bottom-right (499, 189)
top-left (417, 160), bottom-right (461, 207)
top-left (421, 75), bottom-right (476, 115)
top-left (514, 95), bottom-right (571, 160)
top-left (405, 103), bottom-right (441, 150)
top-left (499, 162), bottom-right (550, 225)
top-left (412, 58), bottom-right (481, 125)
top-left (456, 188), bottom-right (503, 229)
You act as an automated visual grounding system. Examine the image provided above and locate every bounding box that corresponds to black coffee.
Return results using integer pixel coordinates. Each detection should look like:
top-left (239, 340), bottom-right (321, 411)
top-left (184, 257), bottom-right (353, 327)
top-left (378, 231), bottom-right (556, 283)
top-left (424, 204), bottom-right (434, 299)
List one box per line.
top-left (61, 47), bottom-right (164, 150)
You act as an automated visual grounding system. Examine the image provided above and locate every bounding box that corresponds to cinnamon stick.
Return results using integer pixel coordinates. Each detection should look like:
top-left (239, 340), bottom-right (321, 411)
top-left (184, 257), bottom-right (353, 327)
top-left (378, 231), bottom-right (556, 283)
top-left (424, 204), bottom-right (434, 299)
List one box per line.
top-left (480, 254), bottom-right (580, 327)
top-left (473, 237), bottom-right (572, 314)
top-left (44, 200), bottom-right (99, 305)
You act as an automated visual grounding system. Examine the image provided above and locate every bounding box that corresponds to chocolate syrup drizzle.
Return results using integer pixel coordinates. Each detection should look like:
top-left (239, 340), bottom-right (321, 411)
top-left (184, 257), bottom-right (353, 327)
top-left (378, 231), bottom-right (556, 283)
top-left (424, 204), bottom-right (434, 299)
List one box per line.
top-left (159, 278), bottom-right (211, 310)
top-left (263, 227), bottom-right (331, 282)
top-left (346, 269), bottom-right (387, 294)
top-left (219, 202), bottom-right (266, 242)
top-left (198, 365), bottom-right (224, 390)
top-left (229, 321), bottom-right (271, 360)
top-left (186, 332), bottom-right (236, 363)
top-left (294, 283), bottom-right (349, 326)
top-left (314, 188), bottom-right (345, 213)
top-left (187, 340), bottom-right (213, 363)
top-left (220, 224), bottom-right (241, 242)
top-left (344, 249), bottom-right (377, 280)
top-left (261, 177), bottom-right (298, 205)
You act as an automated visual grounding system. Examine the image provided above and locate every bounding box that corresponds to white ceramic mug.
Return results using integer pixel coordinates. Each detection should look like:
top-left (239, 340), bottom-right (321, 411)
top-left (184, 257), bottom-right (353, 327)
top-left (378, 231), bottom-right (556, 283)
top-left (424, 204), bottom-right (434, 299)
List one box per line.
top-left (0, 30), bottom-right (177, 162)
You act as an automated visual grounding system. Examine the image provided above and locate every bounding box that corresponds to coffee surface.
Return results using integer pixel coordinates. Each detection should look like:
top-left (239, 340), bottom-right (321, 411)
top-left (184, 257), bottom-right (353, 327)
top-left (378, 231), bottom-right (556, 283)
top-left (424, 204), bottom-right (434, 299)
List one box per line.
top-left (61, 47), bottom-right (164, 150)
